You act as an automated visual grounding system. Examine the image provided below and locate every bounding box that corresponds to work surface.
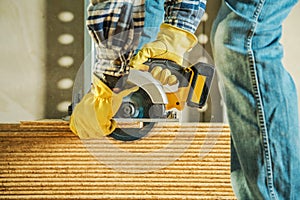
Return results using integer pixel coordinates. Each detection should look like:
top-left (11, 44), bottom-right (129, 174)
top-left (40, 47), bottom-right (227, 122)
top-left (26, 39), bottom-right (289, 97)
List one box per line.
top-left (0, 121), bottom-right (236, 200)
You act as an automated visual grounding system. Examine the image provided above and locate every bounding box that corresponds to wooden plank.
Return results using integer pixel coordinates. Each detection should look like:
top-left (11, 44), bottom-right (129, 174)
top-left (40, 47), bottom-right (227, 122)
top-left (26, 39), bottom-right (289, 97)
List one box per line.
top-left (0, 121), bottom-right (236, 200)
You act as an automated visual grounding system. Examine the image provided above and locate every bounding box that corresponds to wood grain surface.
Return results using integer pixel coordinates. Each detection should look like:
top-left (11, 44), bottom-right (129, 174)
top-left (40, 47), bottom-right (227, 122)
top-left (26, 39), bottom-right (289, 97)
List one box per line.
top-left (0, 120), bottom-right (236, 200)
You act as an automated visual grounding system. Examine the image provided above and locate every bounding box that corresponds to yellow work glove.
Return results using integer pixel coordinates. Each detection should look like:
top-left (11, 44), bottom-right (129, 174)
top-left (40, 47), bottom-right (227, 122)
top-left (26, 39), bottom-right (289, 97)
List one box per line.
top-left (130, 23), bottom-right (198, 71)
top-left (69, 75), bottom-right (138, 139)
top-left (150, 66), bottom-right (178, 86)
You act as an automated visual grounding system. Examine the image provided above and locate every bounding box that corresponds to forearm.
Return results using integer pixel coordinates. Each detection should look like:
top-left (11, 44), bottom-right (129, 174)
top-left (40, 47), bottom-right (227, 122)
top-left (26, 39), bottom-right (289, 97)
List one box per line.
top-left (86, 0), bottom-right (145, 79)
top-left (164, 0), bottom-right (207, 33)
top-left (86, 0), bottom-right (145, 46)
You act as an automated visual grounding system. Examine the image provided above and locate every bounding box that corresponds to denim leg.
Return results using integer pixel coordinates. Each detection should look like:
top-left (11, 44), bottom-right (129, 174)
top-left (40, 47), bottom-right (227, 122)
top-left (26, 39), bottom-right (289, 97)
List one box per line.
top-left (211, 0), bottom-right (300, 199)
top-left (137, 0), bottom-right (164, 49)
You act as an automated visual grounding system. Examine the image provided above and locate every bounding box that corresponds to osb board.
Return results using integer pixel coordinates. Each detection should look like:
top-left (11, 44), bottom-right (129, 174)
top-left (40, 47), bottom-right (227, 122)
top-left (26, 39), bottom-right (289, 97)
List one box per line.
top-left (0, 121), bottom-right (236, 200)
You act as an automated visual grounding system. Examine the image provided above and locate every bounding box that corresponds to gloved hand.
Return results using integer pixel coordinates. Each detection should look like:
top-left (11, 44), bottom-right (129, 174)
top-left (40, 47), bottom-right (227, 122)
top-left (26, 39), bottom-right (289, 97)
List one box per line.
top-left (150, 66), bottom-right (178, 86)
top-left (70, 75), bottom-right (138, 139)
top-left (130, 23), bottom-right (198, 72)
top-left (69, 1), bottom-right (142, 139)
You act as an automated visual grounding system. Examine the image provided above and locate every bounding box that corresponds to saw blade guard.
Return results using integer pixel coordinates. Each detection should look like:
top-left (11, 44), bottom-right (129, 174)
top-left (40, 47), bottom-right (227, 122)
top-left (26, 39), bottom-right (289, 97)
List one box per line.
top-left (111, 88), bottom-right (166, 141)
top-left (110, 70), bottom-right (170, 141)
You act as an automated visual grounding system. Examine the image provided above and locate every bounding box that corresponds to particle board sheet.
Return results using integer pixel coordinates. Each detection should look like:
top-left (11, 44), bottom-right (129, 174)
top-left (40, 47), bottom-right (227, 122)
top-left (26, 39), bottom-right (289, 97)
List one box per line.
top-left (0, 121), bottom-right (236, 200)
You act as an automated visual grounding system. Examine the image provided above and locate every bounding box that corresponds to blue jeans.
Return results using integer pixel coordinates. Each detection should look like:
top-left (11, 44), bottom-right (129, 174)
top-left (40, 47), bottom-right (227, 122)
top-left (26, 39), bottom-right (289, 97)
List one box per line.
top-left (211, 0), bottom-right (300, 199)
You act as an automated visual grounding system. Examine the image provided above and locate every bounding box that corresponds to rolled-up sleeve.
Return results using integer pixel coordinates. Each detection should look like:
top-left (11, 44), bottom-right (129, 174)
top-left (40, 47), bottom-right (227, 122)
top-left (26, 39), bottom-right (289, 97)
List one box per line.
top-left (164, 0), bottom-right (206, 33)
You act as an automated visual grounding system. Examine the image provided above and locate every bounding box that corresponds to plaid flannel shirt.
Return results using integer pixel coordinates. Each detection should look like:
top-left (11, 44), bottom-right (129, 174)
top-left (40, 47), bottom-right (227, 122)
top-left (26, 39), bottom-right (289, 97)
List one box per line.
top-left (164, 0), bottom-right (207, 33)
top-left (87, 0), bottom-right (206, 77)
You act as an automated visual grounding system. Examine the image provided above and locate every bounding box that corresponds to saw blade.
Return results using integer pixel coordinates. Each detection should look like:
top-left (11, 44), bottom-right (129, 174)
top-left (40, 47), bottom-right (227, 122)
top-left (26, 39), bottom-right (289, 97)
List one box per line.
top-left (114, 88), bottom-right (167, 119)
top-left (111, 87), bottom-right (169, 141)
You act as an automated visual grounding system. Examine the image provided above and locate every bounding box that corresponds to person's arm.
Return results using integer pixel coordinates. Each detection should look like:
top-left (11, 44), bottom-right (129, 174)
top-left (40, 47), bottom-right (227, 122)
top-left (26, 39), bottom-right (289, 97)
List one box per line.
top-left (164, 0), bottom-right (207, 33)
top-left (69, 0), bottom-right (143, 139)
top-left (130, 0), bottom-right (207, 73)
top-left (86, 0), bottom-right (145, 80)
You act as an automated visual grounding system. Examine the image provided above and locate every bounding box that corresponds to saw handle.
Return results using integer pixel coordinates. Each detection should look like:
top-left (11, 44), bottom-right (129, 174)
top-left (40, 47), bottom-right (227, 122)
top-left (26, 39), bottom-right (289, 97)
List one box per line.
top-left (143, 59), bottom-right (215, 110)
top-left (143, 59), bottom-right (193, 110)
top-left (143, 59), bottom-right (193, 88)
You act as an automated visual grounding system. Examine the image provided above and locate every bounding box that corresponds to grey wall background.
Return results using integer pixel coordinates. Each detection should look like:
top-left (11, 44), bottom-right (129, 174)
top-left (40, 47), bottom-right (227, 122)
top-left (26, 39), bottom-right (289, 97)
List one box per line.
top-left (0, 0), bottom-right (84, 122)
top-left (0, 0), bottom-right (299, 122)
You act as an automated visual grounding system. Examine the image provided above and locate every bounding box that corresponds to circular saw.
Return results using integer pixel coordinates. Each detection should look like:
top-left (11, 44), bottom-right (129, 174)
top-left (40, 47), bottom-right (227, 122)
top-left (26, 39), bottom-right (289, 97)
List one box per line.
top-left (111, 59), bottom-right (215, 141)
top-left (70, 59), bottom-right (215, 141)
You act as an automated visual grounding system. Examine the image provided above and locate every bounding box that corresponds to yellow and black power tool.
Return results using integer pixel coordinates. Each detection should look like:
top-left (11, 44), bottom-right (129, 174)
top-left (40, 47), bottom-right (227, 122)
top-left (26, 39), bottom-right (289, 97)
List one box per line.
top-left (112, 58), bottom-right (215, 141)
